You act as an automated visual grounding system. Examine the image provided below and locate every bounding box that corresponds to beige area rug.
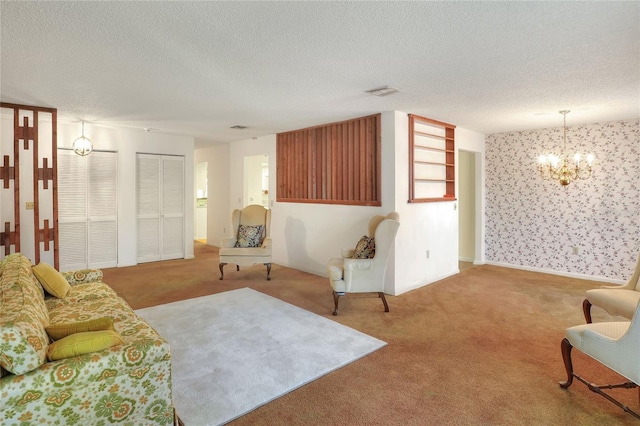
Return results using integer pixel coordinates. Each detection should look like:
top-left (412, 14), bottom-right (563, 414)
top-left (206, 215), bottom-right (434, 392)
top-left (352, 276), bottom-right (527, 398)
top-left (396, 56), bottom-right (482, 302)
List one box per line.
top-left (135, 288), bottom-right (386, 426)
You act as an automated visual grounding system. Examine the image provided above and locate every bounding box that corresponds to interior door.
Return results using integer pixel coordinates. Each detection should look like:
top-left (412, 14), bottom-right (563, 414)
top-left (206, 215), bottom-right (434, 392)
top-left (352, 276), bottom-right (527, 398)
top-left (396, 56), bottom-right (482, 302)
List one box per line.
top-left (136, 154), bottom-right (184, 263)
top-left (58, 150), bottom-right (118, 271)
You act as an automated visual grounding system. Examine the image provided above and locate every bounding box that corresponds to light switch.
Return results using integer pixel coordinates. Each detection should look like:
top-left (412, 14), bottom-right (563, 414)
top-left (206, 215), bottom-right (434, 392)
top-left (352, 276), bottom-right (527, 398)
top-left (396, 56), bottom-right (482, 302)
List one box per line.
top-left (26, 201), bottom-right (34, 210)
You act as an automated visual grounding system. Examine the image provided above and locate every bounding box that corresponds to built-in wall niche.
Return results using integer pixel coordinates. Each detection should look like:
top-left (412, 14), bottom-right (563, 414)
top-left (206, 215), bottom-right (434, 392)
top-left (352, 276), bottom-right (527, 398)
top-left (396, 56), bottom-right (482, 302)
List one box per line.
top-left (409, 114), bottom-right (456, 202)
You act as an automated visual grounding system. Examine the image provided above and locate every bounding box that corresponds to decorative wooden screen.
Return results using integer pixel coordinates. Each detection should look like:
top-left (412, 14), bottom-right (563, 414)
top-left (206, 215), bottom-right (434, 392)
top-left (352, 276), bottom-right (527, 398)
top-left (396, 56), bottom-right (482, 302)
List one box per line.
top-left (276, 114), bottom-right (381, 206)
top-left (0, 102), bottom-right (59, 267)
top-left (409, 114), bottom-right (456, 203)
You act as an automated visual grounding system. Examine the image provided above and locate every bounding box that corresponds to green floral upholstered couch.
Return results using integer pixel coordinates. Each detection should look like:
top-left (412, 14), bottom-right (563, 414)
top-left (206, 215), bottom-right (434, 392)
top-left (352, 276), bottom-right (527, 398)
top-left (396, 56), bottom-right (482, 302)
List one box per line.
top-left (0, 253), bottom-right (175, 425)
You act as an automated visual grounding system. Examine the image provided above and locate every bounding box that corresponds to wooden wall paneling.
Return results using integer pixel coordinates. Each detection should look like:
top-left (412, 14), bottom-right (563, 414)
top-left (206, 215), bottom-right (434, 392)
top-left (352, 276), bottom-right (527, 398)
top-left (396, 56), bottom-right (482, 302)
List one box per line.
top-left (275, 114), bottom-right (381, 206)
top-left (13, 108), bottom-right (21, 253)
top-left (32, 110), bottom-right (41, 264)
top-left (375, 114), bottom-right (381, 202)
top-left (0, 102), bottom-right (58, 266)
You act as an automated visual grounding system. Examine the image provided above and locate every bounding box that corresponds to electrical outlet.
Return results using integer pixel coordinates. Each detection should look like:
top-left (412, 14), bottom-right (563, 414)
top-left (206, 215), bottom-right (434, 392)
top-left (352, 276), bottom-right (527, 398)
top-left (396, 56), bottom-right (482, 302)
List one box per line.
top-left (26, 201), bottom-right (34, 210)
top-left (223, 227), bottom-right (226, 234)
top-left (426, 250), bottom-right (430, 259)
top-left (572, 246), bottom-right (579, 255)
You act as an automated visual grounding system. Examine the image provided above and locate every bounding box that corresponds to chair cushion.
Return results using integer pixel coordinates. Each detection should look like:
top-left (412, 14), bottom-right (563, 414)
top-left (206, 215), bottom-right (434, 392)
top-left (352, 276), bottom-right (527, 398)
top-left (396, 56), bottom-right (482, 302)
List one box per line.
top-left (220, 246), bottom-right (271, 257)
top-left (586, 288), bottom-right (640, 319)
top-left (565, 321), bottom-right (630, 352)
top-left (235, 224), bottom-right (264, 248)
top-left (354, 236), bottom-right (375, 259)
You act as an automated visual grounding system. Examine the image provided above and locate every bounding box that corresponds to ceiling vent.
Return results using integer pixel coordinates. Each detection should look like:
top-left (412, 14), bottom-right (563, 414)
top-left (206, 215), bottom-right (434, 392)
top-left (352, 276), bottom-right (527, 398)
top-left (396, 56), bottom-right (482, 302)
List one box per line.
top-left (365, 86), bottom-right (399, 97)
top-left (230, 125), bottom-right (248, 130)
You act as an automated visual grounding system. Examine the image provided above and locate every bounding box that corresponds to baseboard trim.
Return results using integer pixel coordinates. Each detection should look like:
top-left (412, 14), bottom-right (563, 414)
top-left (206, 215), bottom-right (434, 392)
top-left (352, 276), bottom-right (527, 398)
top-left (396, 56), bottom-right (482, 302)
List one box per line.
top-left (485, 261), bottom-right (625, 285)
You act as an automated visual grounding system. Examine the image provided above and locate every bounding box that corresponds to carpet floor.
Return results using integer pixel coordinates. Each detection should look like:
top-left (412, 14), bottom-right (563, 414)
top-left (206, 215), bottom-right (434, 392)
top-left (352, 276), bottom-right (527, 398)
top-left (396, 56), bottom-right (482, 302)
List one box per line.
top-left (103, 242), bottom-right (638, 425)
top-left (135, 288), bottom-right (386, 425)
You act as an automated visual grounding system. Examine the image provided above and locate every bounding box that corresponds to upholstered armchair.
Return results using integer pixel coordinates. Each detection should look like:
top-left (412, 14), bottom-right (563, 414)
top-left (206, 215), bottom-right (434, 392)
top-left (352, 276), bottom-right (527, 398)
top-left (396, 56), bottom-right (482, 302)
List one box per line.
top-left (219, 204), bottom-right (272, 280)
top-left (560, 299), bottom-right (640, 419)
top-left (583, 253), bottom-right (640, 323)
top-left (327, 212), bottom-right (400, 315)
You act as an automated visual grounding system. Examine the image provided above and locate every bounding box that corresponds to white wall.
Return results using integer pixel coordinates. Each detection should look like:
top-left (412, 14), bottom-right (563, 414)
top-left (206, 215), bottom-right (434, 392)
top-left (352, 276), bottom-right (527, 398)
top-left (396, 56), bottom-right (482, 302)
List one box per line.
top-left (391, 112), bottom-right (458, 294)
top-left (194, 142), bottom-right (229, 247)
top-left (57, 121), bottom-right (195, 266)
top-left (208, 111), bottom-right (486, 296)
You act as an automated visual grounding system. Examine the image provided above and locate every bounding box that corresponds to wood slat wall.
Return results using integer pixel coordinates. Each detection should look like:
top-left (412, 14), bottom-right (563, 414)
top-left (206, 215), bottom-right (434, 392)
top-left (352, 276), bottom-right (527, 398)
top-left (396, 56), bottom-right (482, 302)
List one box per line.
top-left (276, 114), bottom-right (381, 206)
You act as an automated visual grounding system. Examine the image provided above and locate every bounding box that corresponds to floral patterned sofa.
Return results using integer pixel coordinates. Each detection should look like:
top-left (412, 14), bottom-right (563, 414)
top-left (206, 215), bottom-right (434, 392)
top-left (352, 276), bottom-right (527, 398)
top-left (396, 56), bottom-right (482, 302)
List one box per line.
top-left (0, 253), bottom-right (175, 425)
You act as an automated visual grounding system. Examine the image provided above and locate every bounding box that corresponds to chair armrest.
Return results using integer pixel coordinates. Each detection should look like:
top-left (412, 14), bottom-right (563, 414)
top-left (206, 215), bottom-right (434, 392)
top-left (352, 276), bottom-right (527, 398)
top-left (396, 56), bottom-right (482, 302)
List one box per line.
top-left (343, 258), bottom-right (373, 271)
top-left (61, 269), bottom-right (103, 285)
top-left (600, 283), bottom-right (634, 290)
top-left (342, 248), bottom-right (355, 258)
top-left (221, 238), bottom-right (236, 248)
top-left (262, 238), bottom-right (272, 249)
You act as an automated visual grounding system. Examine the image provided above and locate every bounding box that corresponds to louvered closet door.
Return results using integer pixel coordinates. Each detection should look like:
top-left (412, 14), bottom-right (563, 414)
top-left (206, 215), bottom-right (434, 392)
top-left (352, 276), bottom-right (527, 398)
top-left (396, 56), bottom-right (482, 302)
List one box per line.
top-left (88, 152), bottom-right (118, 268)
top-left (137, 154), bottom-right (162, 262)
top-left (58, 150), bottom-right (118, 271)
top-left (161, 156), bottom-right (184, 260)
top-left (136, 154), bottom-right (184, 263)
top-left (58, 150), bottom-right (88, 271)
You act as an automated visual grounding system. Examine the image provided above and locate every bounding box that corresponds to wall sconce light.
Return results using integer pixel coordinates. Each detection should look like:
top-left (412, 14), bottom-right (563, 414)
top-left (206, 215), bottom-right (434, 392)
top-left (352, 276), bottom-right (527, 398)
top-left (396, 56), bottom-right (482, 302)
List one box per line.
top-left (72, 121), bottom-right (93, 156)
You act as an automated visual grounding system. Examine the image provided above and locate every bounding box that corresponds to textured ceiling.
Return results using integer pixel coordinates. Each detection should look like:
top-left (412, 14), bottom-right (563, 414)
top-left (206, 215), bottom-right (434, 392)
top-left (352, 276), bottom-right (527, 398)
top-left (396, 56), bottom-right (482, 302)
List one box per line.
top-left (1, 1), bottom-right (638, 146)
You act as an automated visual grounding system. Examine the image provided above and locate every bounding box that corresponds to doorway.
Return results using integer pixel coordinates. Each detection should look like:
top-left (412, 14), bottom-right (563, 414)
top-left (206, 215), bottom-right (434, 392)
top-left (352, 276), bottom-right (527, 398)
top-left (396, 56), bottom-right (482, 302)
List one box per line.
top-left (243, 155), bottom-right (269, 208)
top-left (458, 150), bottom-right (482, 268)
top-left (195, 162), bottom-right (208, 243)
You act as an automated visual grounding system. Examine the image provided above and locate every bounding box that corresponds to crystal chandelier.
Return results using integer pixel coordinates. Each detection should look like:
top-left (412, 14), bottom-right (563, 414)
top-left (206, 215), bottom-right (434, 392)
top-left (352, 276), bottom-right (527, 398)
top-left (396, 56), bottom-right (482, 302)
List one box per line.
top-left (537, 110), bottom-right (593, 186)
top-left (72, 121), bottom-right (93, 156)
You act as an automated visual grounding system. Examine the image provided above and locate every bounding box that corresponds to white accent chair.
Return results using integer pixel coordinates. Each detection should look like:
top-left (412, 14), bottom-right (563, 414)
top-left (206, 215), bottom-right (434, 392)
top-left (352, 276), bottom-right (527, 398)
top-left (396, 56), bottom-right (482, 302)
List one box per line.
top-left (219, 204), bottom-right (272, 280)
top-left (560, 299), bottom-right (640, 419)
top-left (583, 253), bottom-right (640, 323)
top-left (327, 212), bottom-right (399, 315)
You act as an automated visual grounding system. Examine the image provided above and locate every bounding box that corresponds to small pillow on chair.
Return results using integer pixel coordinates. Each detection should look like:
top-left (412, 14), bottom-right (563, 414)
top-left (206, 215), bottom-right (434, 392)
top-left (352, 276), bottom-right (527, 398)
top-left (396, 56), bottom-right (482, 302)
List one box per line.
top-left (354, 236), bottom-right (375, 259)
top-left (235, 225), bottom-right (264, 248)
top-left (32, 262), bottom-right (71, 298)
top-left (47, 330), bottom-right (124, 361)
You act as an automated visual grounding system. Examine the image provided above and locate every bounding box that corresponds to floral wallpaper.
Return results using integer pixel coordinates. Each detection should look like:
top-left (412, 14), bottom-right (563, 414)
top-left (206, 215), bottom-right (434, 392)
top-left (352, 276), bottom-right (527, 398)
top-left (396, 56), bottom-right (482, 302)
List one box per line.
top-left (486, 118), bottom-right (640, 280)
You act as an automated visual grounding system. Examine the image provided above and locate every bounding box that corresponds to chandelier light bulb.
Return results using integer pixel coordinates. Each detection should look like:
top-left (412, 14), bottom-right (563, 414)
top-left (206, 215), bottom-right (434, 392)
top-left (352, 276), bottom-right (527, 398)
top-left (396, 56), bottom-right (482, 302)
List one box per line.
top-left (574, 153), bottom-right (581, 165)
top-left (72, 121), bottom-right (93, 156)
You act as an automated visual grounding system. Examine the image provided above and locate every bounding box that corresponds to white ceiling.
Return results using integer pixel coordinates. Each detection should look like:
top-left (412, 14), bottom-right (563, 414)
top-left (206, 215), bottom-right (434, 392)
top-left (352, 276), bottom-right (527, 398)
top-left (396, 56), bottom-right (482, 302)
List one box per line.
top-left (1, 1), bottom-right (638, 146)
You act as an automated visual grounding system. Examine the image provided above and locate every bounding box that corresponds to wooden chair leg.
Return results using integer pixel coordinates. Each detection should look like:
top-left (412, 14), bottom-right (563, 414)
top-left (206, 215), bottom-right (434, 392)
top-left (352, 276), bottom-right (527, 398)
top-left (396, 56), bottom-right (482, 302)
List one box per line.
top-left (219, 263), bottom-right (226, 280)
top-left (559, 338), bottom-right (574, 388)
top-left (265, 263), bottom-right (271, 281)
top-left (236, 265), bottom-right (240, 271)
top-left (379, 292), bottom-right (389, 312)
top-left (583, 299), bottom-right (593, 324)
top-left (333, 291), bottom-right (342, 316)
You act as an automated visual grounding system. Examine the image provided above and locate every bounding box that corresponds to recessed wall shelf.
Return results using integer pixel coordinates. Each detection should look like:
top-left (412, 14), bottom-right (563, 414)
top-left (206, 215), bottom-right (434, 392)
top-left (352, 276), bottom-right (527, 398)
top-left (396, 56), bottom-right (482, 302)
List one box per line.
top-left (408, 114), bottom-right (456, 203)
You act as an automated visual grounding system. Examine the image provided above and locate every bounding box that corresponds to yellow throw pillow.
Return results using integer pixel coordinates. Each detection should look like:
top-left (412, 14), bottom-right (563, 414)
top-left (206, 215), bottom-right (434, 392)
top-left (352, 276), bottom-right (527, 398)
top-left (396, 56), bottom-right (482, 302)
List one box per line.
top-left (46, 317), bottom-right (115, 341)
top-left (32, 262), bottom-right (71, 298)
top-left (47, 330), bottom-right (124, 361)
